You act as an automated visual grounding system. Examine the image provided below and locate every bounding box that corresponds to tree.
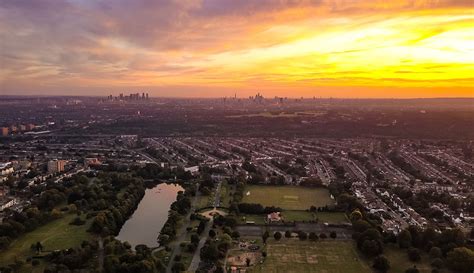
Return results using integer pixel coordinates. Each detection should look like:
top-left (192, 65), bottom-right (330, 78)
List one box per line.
top-left (398, 230), bottom-right (412, 248)
top-left (231, 231), bottom-right (240, 239)
top-left (0, 236), bottom-right (11, 250)
top-left (285, 231), bottom-right (292, 238)
top-left (273, 232), bottom-right (282, 241)
top-left (262, 231), bottom-right (269, 244)
top-left (298, 231), bottom-right (307, 241)
top-left (200, 243), bottom-right (219, 262)
top-left (330, 231), bottom-right (337, 239)
top-left (191, 234), bottom-right (200, 245)
top-left (431, 258), bottom-right (443, 269)
top-left (171, 262), bottom-right (185, 273)
top-left (197, 220), bottom-right (206, 235)
top-left (309, 232), bottom-right (318, 241)
top-left (446, 247), bottom-right (474, 273)
top-left (350, 209), bottom-right (363, 221)
top-left (219, 234), bottom-right (233, 250)
top-left (50, 208), bottom-right (62, 219)
top-left (361, 239), bottom-right (382, 257)
top-left (373, 255), bottom-right (390, 273)
top-left (35, 241), bottom-right (43, 253)
top-left (429, 247), bottom-right (442, 259)
top-left (408, 248), bottom-right (421, 262)
top-left (209, 229), bottom-right (216, 238)
top-left (353, 219), bottom-right (371, 233)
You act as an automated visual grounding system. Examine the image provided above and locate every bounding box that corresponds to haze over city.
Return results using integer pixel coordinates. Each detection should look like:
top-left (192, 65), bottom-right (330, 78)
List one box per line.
top-left (1, 0), bottom-right (473, 98)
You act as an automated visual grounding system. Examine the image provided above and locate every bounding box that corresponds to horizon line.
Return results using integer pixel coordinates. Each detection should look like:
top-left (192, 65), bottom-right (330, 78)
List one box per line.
top-left (1, 94), bottom-right (474, 100)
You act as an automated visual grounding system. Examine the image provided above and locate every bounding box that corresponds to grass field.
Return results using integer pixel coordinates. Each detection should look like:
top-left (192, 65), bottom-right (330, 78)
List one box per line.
top-left (316, 212), bottom-right (349, 224)
top-left (281, 210), bottom-right (315, 222)
top-left (195, 194), bottom-right (213, 209)
top-left (0, 213), bottom-right (92, 268)
top-left (238, 214), bottom-right (266, 225)
top-left (219, 181), bottom-right (232, 207)
top-left (250, 240), bottom-right (370, 273)
top-left (242, 185), bottom-right (335, 210)
top-left (384, 245), bottom-right (437, 273)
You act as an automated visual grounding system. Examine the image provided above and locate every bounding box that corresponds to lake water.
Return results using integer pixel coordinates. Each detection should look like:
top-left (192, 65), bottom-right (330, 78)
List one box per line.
top-left (116, 183), bottom-right (184, 248)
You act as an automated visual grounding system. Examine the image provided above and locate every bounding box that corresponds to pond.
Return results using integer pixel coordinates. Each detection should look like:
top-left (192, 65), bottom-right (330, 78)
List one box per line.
top-left (116, 183), bottom-right (184, 248)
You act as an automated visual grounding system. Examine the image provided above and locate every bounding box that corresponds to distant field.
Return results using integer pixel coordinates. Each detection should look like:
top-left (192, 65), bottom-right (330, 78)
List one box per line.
top-left (242, 185), bottom-right (335, 210)
top-left (0, 213), bottom-right (92, 269)
top-left (227, 111), bottom-right (326, 118)
top-left (250, 240), bottom-right (370, 273)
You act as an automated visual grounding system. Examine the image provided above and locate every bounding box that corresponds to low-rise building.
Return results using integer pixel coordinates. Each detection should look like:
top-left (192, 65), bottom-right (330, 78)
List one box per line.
top-left (1, 127), bottom-right (8, 136)
top-left (47, 159), bottom-right (67, 173)
top-left (0, 197), bottom-right (18, 211)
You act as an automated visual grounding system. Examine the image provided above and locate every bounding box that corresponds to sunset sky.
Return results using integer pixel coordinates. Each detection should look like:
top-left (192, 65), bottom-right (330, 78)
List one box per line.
top-left (0, 0), bottom-right (473, 98)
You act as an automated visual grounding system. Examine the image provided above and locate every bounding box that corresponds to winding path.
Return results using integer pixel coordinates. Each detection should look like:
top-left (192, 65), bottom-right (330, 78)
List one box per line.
top-left (187, 180), bottom-right (223, 272)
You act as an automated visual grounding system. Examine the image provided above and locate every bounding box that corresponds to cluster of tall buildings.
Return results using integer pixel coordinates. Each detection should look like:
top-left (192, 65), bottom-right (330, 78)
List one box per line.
top-left (249, 93), bottom-right (265, 103)
top-left (105, 92), bottom-right (150, 101)
top-left (1, 124), bottom-right (36, 136)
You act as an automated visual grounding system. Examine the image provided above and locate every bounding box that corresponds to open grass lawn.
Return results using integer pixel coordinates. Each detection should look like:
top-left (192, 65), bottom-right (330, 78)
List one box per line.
top-left (242, 185), bottom-right (335, 210)
top-left (0, 213), bottom-right (92, 269)
top-left (195, 194), bottom-right (213, 209)
top-left (316, 212), bottom-right (349, 224)
top-left (237, 214), bottom-right (266, 225)
top-left (384, 245), bottom-right (439, 273)
top-left (250, 240), bottom-right (371, 273)
top-left (219, 181), bottom-right (232, 207)
top-left (281, 210), bottom-right (315, 222)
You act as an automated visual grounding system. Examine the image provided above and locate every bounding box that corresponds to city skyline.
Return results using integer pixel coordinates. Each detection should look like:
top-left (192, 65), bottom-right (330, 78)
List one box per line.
top-left (1, 0), bottom-right (473, 98)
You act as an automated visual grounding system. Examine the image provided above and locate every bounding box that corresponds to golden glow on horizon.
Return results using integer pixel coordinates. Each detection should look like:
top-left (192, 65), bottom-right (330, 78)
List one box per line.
top-left (1, 1), bottom-right (473, 97)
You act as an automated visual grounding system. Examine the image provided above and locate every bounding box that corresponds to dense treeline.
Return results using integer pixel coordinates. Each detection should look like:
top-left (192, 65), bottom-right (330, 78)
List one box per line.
top-left (237, 203), bottom-right (282, 215)
top-left (103, 239), bottom-right (164, 273)
top-left (41, 240), bottom-right (99, 272)
top-left (158, 190), bottom-right (192, 246)
top-left (132, 163), bottom-right (193, 181)
top-left (89, 181), bottom-right (145, 235)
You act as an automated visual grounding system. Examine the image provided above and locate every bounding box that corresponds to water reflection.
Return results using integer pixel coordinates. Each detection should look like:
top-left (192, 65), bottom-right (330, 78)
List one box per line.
top-left (116, 183), bottom-right (184, 248)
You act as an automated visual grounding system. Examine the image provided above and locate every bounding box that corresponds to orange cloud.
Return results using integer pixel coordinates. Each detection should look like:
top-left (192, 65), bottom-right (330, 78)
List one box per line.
top-left (0, 0), bottom-right (472, 97)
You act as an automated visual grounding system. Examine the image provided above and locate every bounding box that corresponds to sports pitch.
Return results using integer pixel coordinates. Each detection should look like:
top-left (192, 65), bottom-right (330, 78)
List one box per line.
top-left (242, 185), bottom-right (335, 210)
top-left (250, 240), bottom-right (370, 273)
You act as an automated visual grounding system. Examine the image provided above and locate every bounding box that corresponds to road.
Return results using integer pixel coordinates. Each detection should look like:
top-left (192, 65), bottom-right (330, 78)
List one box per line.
top-left (98, 237), bottom-right (104, 272)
